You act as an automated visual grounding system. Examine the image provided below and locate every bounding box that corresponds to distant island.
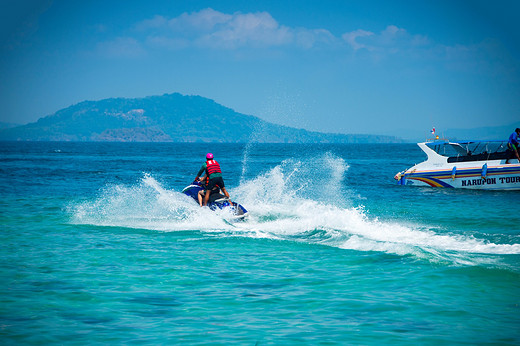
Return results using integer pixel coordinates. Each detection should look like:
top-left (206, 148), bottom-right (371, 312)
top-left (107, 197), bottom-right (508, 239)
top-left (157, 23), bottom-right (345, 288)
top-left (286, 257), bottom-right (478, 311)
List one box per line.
top-left (0, 93), bottom-right (403, 143)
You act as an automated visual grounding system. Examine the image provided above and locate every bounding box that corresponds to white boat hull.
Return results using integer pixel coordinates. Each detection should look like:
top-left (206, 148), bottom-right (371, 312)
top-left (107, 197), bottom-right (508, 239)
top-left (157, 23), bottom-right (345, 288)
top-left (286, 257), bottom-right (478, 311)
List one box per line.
top-left (398, 164), bottom-right (520, 190)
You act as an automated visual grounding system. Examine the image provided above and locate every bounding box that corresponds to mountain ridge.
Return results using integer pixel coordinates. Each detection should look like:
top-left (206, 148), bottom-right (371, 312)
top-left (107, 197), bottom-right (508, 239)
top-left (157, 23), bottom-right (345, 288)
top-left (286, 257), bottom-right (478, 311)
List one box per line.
top-left (0, 93), bottom-right (403, 143)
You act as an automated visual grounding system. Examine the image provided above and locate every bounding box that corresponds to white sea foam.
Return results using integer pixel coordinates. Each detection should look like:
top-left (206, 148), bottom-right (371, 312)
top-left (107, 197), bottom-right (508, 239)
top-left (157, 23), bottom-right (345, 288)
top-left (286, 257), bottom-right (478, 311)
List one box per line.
top-left (71, 155), bottom-right (520, 265)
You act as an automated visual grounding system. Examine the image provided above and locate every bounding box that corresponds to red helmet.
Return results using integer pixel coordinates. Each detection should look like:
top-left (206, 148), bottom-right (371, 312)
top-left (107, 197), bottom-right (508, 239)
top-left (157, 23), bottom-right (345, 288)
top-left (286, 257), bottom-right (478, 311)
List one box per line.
top-left (206, 153), bottom-right (213, 159)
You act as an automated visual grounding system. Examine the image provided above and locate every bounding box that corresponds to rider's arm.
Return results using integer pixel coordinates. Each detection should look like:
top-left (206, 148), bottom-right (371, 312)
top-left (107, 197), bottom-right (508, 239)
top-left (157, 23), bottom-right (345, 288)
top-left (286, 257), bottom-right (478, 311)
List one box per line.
top-left (195, 163), bottom-right (207, 180)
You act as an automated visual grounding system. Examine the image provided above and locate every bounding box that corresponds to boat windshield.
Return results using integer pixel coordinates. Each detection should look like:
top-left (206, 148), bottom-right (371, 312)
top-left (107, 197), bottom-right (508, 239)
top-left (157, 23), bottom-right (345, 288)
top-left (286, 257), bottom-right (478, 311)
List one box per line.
top-left (425, 140), bottom-right (510, 162)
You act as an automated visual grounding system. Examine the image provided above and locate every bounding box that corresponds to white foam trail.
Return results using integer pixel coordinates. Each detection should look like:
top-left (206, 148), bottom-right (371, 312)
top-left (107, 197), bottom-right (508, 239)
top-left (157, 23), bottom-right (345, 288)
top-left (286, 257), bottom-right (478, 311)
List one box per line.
top-left (71, 174), bottom-right (231, 232)
top-left (231, 199), bottom-right (520, 258)
top-left (70, 157), bottom-right (520, 266)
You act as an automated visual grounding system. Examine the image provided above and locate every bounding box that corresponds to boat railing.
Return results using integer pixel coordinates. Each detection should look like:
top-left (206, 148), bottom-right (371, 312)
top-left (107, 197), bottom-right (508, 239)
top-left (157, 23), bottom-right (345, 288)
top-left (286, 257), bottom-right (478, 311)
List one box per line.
top-left (425, 140), bottom-right (510, 162)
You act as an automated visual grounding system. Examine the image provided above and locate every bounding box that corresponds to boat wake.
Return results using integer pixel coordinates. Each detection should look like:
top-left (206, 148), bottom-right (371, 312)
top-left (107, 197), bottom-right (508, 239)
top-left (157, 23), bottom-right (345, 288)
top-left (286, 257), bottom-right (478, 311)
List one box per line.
top-left (70, 154), bottom-right (520, 266)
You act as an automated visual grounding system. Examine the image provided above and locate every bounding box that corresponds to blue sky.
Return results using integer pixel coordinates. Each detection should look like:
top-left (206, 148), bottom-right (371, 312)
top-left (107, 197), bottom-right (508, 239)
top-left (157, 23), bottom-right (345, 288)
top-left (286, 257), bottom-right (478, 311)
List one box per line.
top-left (1, 0), bottom-right (519, 137)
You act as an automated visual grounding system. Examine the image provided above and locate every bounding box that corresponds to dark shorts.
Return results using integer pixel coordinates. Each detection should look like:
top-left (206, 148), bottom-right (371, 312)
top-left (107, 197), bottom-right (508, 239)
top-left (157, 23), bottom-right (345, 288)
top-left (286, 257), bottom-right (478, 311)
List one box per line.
top-left (207, 176), bottom-right (225, 190)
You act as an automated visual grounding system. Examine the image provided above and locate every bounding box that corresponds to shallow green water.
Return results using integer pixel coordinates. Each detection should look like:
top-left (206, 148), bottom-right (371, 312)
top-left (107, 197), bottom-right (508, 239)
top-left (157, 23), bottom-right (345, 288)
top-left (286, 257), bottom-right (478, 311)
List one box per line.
top-left (1, 142), bottom-right (519, 344)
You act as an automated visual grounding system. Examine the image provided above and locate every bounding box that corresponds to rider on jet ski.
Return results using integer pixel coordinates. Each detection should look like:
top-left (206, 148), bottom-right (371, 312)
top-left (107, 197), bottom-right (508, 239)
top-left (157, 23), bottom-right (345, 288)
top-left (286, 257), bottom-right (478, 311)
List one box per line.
top-left (194, 153), bottom-right (230, 207)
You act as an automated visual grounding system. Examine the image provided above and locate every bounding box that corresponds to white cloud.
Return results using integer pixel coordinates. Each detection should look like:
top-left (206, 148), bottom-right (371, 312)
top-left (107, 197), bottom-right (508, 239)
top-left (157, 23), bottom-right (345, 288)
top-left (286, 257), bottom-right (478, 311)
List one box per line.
top-left (196, 11), bottom-right (293, 48)
top-left (125, 8), bottom-right (512, 77)
top-left (342, 25), bottom-right (410, 52)
top-left (296, 28), bottom-right (336, 49)
top-left (134, 8), bottom-right (333, 49)
top-left (383, 25), bottom-right (404, 36)
top-left (342, 25), bottom-right (433, 57)
top-left (168, 8), bottom-right (232, 32)
top-left (342, 29), bottom-right (374, 50)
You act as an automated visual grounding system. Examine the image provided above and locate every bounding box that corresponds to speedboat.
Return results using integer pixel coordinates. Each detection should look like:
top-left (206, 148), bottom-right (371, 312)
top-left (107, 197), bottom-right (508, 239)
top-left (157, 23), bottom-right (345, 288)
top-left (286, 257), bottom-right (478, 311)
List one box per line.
top-left (182, 181), bottom-right (248, 219)
top-left (395, 139), bottom-right (520, 190)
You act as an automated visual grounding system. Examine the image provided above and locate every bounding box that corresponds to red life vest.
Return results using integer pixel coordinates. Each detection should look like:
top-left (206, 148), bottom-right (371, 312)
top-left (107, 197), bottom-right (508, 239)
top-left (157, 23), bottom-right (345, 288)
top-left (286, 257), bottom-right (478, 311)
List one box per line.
top-left (206, 160), bottom-right (222, 176)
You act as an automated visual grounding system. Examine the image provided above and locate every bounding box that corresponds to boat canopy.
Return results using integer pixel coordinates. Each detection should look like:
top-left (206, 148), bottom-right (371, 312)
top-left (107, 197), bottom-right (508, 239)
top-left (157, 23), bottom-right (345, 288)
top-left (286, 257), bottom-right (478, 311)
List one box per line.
top-left (424, 140), bottom-right (510, 163)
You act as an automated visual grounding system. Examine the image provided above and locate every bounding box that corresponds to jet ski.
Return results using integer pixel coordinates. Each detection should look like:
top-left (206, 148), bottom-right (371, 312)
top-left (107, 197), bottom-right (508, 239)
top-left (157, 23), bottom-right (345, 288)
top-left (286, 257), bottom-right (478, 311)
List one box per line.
top-left (182, 181), bottom-right (248, 220)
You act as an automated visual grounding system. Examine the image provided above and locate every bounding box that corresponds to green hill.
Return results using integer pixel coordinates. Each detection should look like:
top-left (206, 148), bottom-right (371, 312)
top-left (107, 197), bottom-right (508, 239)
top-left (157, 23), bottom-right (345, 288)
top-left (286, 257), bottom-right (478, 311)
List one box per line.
top-left (0, 93), bottom-right (402, 143)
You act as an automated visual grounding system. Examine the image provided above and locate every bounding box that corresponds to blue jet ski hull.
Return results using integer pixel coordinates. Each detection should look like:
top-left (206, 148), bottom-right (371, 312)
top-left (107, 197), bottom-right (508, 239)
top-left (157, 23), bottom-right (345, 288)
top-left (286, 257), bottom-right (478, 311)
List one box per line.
top-left (182, 183), bottom-right (248, 219)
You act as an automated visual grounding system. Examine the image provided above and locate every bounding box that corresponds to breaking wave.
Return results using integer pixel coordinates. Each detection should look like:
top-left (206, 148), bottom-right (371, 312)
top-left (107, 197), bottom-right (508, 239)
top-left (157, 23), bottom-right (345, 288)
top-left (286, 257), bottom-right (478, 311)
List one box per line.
top-left (71, 153), bottom-right (520, 265)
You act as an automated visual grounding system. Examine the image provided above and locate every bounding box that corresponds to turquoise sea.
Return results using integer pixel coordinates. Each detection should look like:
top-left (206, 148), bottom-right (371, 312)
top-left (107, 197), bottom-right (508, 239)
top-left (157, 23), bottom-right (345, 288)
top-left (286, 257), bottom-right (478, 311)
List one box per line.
top-left (1, 141), bottom-right (519, 345)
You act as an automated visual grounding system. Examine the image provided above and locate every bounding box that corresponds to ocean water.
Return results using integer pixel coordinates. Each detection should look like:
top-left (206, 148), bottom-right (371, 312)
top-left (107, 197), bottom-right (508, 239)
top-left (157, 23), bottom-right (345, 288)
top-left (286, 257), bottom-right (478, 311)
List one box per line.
top-left (1, 141), bottom-right (519, 345)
